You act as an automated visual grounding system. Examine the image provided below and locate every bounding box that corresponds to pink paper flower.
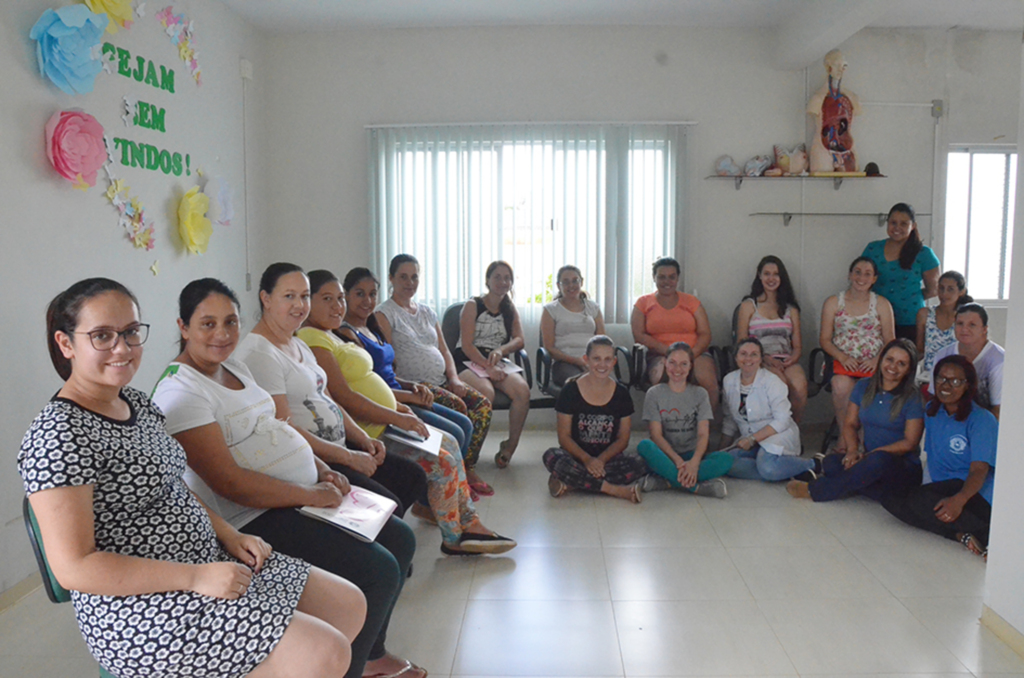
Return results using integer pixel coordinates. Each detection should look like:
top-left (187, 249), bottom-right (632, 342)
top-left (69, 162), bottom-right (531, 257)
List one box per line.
top-left (45, 110), bottom-right (107, 189)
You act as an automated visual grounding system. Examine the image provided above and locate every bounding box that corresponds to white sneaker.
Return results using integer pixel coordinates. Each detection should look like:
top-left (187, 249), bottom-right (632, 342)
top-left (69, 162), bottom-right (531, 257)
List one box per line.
top-left (693, 478), bottom-right (727, 498)
top-left (639, 474), bottom-right (672, 492)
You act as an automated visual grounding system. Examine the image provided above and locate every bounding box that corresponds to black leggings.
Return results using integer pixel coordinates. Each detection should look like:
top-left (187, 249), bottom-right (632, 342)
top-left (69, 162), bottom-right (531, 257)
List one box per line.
top-left (243, 508), bottom-right (416, 678)
top-left (881, 479), bottom-right (992, 547)
top-left (334, 452), bottom-right (427, 517)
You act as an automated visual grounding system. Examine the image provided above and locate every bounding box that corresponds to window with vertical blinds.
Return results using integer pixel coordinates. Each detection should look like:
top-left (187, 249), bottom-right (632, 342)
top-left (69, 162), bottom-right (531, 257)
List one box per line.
top-left (368, 124), bottom-right (689, 322)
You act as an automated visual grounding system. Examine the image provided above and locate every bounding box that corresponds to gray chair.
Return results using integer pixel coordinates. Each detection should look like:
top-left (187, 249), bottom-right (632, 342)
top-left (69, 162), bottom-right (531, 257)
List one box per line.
top-left (441, 302), bottom-right (532, 408)
top-left (23, 496), bottom-right (117, 678)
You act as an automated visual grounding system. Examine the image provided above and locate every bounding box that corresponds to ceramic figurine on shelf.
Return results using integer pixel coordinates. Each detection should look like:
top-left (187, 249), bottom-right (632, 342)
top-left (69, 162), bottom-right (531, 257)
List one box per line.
top-left (715, 155), bottom-right (742, 176)
top-left (774, 144), bottom-right (808, 176)
top-left (744, 155), bottom-right (772, 177)
top-left (808, 49), bottom-right (862, 173)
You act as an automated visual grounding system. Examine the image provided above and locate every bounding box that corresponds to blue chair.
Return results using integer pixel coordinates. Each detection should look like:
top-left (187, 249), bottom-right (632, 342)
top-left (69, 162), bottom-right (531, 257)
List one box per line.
top-left (23, 496), bottom-right (117, 678)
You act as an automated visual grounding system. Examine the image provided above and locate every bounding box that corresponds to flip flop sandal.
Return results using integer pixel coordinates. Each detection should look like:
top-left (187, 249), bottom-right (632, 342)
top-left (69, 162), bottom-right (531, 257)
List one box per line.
top-left (469, 480), bottom-right (495, 496)
top-left (363, 660), bottom-right (425, 678)
top-left (494, 441), bottom-right (514, 469)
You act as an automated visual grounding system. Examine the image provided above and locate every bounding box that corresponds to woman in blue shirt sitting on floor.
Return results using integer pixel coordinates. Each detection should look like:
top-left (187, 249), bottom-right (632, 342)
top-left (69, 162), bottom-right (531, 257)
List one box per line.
top-left (881, 355), bottom-right (998, 559)
top-left (787, 338), bottom-right (924, 502)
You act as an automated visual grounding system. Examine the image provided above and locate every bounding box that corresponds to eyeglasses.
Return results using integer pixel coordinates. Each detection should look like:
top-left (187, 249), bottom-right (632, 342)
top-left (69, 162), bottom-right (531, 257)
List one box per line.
top-left (72, 324), bottom-right (150, 350)
top-left (935, 376), bottom-right (966, 387)
top-left (559, 278), bottom-right (582, 286)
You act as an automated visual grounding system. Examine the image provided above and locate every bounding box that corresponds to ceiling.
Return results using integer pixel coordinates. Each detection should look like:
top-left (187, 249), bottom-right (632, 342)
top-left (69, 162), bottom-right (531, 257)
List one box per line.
top-left (221, 0), bottom-right (1024, 34)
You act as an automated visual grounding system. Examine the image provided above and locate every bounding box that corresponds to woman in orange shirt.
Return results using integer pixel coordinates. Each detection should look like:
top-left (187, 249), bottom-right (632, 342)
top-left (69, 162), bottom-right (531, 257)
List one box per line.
top-left (631, 257), bottom-right (718, 412)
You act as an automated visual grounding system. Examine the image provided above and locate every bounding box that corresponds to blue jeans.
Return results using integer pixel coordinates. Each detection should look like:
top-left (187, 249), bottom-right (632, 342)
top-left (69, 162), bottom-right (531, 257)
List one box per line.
top-left (725, 446), bottom-right (814, 482)
top-left (410, 403), bottom-right (474, 460)
top-left (809, 452), bottom-right (922, 502)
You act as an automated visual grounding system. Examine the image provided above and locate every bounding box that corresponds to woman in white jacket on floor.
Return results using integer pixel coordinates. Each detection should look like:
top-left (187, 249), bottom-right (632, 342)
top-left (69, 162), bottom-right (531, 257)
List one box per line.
top-left (720, 338), bottom-right (816, 482)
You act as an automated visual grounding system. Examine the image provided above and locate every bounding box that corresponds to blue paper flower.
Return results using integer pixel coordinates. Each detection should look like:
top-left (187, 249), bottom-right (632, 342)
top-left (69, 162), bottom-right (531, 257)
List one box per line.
top-left (30, 6), bottom-right (108, 95)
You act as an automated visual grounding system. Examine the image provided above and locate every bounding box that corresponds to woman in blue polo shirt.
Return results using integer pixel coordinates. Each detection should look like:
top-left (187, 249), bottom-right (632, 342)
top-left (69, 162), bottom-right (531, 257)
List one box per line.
top-left (881, 355), bottom-right (997, 559)
top-left (787, 339), bottom-right (924, 502)
top-left (862, 203), bottom-right (940, 342)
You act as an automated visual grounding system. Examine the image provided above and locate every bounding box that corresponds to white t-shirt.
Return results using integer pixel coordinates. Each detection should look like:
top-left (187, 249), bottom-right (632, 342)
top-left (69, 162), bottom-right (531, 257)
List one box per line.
top-left (235, 333), bottom-right (348, 443)
top-left (376, 298), bottom-right (448, 385)
top-left (928, 340), bottom-right (1004, 408)
top-left (152, 359), bottom-right (319, 528)
top-left (543, 298), bottom-right (600, 360)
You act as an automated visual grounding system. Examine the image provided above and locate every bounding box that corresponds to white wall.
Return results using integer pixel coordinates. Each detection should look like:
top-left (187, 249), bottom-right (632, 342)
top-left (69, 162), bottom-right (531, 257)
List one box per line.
top-left (0, 0), bottom-right (266, 592)
top-left (261, 25), bottom-right (1019, 423)
top-left (982, 33), bottom-right (1024, 642)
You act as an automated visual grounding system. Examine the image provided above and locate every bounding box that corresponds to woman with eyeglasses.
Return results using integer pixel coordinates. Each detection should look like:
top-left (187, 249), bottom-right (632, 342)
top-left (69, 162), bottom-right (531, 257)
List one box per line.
top-left (882, 355), bottom-right (998, 559)
top-left (21, 278), bottom-right (365, 678)
top-left (540, 265), bottom-right (605, 386)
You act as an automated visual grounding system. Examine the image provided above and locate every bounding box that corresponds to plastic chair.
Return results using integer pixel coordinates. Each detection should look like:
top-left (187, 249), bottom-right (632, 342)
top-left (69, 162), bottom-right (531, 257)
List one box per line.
top-left (23, 496), bottom-right (118, 678)
top-left (440, 302), bottom-right (533, 409)
top-left (808, 347), bottom-right (840, 454)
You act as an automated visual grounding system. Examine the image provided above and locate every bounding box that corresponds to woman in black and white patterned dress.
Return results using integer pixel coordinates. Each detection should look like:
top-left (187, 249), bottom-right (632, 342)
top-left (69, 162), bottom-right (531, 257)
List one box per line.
top-left (19, 278), bottom-right (366, 678)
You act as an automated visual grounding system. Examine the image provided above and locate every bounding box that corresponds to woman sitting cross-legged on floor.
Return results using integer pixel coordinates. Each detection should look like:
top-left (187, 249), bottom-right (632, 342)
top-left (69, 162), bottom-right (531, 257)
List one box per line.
top-left (881, 355), bottom-right (998, 560)
top-left (636, 341), bottom-right (733, 498)
top-left (787, 338), bottom-right (924, 502)
top-left (544, 336), bottom-right (648, 503)
top-left (721, 338), bottom-right (818, 482)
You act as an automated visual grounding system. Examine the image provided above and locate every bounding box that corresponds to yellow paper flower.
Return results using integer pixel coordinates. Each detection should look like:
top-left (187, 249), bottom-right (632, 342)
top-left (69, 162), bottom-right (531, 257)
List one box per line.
top-left (84, 0), bottom-right (134, 34)
top-left (178, 186), bottom-right (212, 254)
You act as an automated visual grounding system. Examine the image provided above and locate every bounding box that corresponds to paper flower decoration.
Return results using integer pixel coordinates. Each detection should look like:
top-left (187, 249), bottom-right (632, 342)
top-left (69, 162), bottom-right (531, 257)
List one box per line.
top-left (45, 110), bottom-right (107, 190)
top-left (203, 176), bottom-right (234, 226)
top-left (29, 6), bottom-right (108, 95)
top-left (158, 6), bottom-right (201, 85)
top-left (84, 0), bottom-right (134, 34)
top-left (178, 186), bottom-right (212, 254)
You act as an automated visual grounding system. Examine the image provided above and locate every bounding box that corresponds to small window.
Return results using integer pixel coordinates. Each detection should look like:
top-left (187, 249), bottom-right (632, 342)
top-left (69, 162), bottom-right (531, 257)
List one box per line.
top-left (944, 148), bottom-right (1017, 300)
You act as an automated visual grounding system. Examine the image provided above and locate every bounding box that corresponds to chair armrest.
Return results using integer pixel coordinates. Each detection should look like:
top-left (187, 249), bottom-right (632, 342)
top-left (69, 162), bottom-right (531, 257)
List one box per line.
top-left (614, 345), bottom-right (633, 388)
top-left (512, 349), bottom-right (533, 390)
top-left (631, 344), bottom-right (649, 388)
top-left (807, 347), bottom-right (832, 397)
top-left (706, 346), bottom-right (729, 387)
top-left (536, 347), bottom-right (553, 391)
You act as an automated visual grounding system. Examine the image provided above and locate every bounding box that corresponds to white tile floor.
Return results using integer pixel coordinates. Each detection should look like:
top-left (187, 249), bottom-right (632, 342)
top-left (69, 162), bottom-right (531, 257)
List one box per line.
top-left (2, 429), bottom-right (1023, 678)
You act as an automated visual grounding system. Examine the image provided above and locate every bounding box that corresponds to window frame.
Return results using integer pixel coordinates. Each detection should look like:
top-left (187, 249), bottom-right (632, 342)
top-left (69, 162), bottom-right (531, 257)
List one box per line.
top-left (944, 144), bottom-right (1017, 304)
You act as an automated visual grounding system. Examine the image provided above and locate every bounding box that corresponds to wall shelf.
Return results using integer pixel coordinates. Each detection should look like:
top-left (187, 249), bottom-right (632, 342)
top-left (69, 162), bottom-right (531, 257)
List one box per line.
top-left (750, 211), bottom-right (932, 227)
top-left (705, 175), bottom-right (885, 191)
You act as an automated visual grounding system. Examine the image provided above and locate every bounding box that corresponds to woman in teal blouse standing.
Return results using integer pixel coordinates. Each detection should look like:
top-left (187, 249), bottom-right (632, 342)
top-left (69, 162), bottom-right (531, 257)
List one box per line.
top-left (861, 203), bottom-right (940, 342)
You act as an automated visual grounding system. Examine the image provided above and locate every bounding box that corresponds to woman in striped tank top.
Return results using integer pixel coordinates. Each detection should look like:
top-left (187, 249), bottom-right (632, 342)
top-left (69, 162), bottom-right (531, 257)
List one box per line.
top-left (737, 256), bottom-right (808, 422)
